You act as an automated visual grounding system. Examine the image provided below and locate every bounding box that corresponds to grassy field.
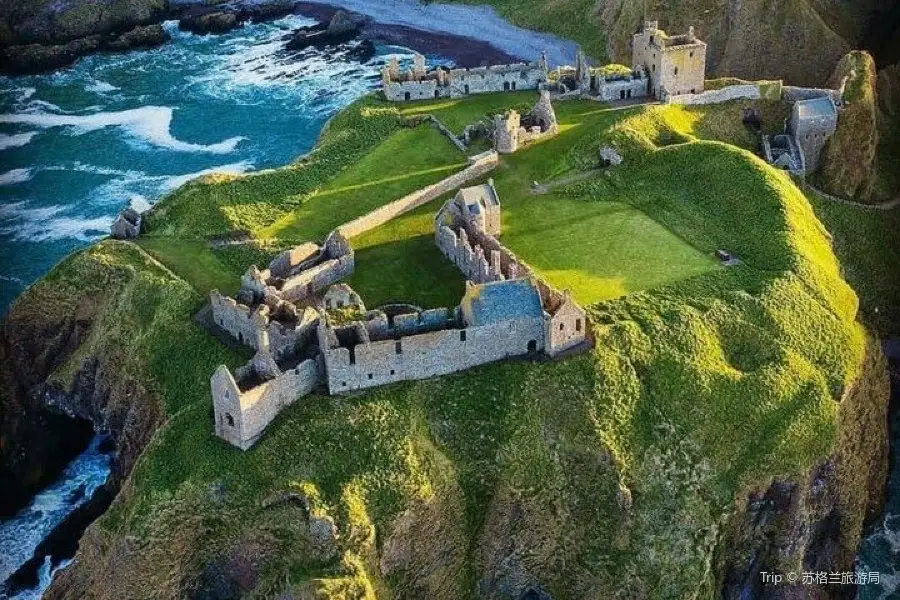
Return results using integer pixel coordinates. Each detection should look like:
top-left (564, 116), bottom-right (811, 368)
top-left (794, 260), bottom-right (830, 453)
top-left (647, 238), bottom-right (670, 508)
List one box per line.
top-left (28, 92), bottom-right (876, 598)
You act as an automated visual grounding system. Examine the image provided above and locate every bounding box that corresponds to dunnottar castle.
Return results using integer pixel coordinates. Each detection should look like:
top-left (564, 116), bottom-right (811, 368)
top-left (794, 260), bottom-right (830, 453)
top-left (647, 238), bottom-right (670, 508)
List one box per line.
top-left (209, 175), bottom-right (588, 450)
top-left (200, 20), bottom-right (850, 450)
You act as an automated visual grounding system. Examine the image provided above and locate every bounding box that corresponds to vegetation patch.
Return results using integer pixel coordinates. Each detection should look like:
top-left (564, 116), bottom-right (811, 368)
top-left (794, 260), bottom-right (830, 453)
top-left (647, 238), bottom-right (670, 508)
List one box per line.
top-left (46, 92), bottom-right (869, 598)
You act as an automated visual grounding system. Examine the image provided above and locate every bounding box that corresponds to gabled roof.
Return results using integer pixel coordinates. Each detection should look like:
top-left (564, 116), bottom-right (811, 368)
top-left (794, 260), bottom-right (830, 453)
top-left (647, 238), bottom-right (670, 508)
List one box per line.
top-left (462, 279), bottom-right (544, 326)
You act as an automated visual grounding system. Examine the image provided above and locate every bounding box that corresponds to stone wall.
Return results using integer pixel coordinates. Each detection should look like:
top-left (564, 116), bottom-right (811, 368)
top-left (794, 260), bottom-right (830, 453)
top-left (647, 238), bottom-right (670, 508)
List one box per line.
top-left (383, 60), bottom-right (547, 102)
top-left (782, 85), bottom-right (842, 104)
top-left (337, 150), bottom-right (498, 239)
top-left (666, 83), bottom-right (761, 105)
top-left (320, 316), bottom-right (544, 393)
top-left (210, 291), bottom-right (268, 350)
top-left (594, 76), bottom-right (648, 102)
top-left (212, 357), bottom-right (321, 450)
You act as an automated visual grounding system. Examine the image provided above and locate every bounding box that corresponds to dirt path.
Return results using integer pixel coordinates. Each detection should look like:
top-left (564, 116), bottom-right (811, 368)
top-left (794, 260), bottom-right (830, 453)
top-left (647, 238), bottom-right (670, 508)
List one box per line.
top-left (531, 169), bottom-right (604, 195)
top-left (807, 184), bottom-right (900, 211)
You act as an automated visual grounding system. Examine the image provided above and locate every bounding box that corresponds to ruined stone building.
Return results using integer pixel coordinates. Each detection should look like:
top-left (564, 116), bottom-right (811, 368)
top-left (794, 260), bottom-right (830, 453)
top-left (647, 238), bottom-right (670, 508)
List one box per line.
top-left (435, 182), bottom-right (587, 356)
top-left (493, 90), bottom-right (560, 154)
top-left (110, 207), bottom-right (141, 239)
top-left (763, 95), bottom-right (839, 175)
top-left (381, 53), bottom-right (548, 102)
top-left (209, 183), bottom-right (588, 450)
top-left (787, 96), bottom-right (838, 173)
top-left (632, 21), bottom-right (707, 100)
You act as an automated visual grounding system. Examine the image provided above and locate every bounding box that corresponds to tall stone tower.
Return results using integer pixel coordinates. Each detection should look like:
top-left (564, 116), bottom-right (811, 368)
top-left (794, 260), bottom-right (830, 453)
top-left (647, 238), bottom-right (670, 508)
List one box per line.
top-left (632, 21), bottom-right (706, 100)
top-left (493, 111), bottom-right (520, 154)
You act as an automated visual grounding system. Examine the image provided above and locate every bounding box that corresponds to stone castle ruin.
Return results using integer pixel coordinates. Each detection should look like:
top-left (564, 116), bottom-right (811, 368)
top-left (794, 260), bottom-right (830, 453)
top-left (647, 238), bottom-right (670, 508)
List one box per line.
top-left (632, 21), bottom-right (707, 101)
top-left (493, 90), bottom-right (560, 154)
top-left (209, 180), bottom-right (588, 450)
top-left (382, 53), bottom-right (549, 102)
top-left (763, 95), bottom-right (839, 175)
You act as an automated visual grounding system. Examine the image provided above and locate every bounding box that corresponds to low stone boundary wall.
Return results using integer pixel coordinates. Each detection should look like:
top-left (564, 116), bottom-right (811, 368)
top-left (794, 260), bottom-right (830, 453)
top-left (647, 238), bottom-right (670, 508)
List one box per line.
top-left (428, 115), bottom-right (468, 152)
top-left (337, 150), bottom-right (499, 239)
top-left (782, 85), bottom-right (842, 104)
top-left (666, 84), bottom-right (760, 105)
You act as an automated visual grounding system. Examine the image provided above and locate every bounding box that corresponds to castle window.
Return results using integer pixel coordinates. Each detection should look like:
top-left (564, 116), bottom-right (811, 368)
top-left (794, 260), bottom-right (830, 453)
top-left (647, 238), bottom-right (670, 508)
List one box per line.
top-left (512, 81), bottom-right (516, 91)
top-left (460, 330), bottom-right (467, 342)
top-left (527, 340), bottom-right (537, 353)
top-left (650, 35), bottom-right (654, 44)
top-left (404, 92), bottom-right (411, 101)
top-left (690, 51), bottom-right (694, 58)
top-left (674, 67), bottom-right (679, 76)
top-left (576, 319), bottom-right (582, 332)
top-left (504, 81), bottom-right (510, 91)
top-left (390, 369), bottom-right (395, 376)
top-left (652, 64), bottom-right (656, 72)
top-left (395, 341), bottom-right (402, 354)
top-left (691, 88), bottom-right (696, 94)
top-left (434, 90), bottom-right (440, 98)
top-left (225, 413), bottom-right (234, 427)
top-left (368, 373), bottom-right (373, 380)
top-left (627, 90), bottom-right (632, 99)
top-left (464, 84), bottom-right (470, 94)
top-left (349, 346), bottom-right (356, 365)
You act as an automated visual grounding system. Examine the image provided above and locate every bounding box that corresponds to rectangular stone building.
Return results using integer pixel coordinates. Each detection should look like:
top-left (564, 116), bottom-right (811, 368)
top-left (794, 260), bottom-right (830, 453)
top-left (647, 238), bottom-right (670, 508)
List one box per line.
top-left (632, 21), bottom-right (706, 100)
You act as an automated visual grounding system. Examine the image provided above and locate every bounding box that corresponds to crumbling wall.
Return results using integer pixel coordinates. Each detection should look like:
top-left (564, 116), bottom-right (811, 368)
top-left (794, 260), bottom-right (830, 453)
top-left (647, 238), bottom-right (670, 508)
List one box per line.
top-left (321, 318), bottom-right (544, 393)
top-left (594, 76), bottom-right (648, 102)
top-left (782, 85), bottom-right (842, 104)
top-left (210, 290), bottom-right (267, 349)
top-left (666, 84), bottom-right (760, 105)
top-left (212, 357), bottom-right (321, 450)
top-left (337, 150), bottom-right (498, 239)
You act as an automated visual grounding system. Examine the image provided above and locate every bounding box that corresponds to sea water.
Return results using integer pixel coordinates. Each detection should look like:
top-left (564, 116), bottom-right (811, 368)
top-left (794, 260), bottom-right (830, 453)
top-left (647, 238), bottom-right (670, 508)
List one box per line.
top-left (0, 16), bottom-right (447, 313)
top-left (0, 435), bottom-right (112, 597)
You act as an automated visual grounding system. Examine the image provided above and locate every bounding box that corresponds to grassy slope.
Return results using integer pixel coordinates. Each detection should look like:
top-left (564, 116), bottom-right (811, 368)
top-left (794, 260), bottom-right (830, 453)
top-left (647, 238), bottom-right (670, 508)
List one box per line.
top-left (40, 94), bottom-right (870, 599)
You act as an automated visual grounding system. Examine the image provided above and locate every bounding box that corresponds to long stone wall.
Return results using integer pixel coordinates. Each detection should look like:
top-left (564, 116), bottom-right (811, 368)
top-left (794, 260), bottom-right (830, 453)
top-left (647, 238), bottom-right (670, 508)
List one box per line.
top-left (337, 150), bottom-right (499, 239)
top-left (782, 85), bottom-right (842, 104)
top-left (383, 62), bottom-right (546, 102)
top-left (320, 317), bottom-right (545, 393)
top-left (666, 84), bottom-right (760, 105)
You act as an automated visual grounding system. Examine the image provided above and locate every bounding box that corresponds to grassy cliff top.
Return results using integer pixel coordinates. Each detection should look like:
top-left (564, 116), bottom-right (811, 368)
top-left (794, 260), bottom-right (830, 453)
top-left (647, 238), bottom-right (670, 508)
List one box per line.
top-left (18, 92), bottom-right (874, 598)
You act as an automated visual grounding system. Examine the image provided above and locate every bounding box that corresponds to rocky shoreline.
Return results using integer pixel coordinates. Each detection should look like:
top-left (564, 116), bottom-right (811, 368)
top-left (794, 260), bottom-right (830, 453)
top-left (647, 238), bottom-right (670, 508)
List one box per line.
top-left (0, 0), bottom-right (538, 76)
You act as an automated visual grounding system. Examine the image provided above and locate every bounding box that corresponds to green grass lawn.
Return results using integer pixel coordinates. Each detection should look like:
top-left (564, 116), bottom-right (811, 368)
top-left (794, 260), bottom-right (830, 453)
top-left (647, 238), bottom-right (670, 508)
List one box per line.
top-left (258, 125), bottom-right (466, 241)
top-left (500, 195), bottom-right (718, 304)
top-left (347, 200), bottom-right (466, 309)
top-left (137, 238), bottom-right (239, 296)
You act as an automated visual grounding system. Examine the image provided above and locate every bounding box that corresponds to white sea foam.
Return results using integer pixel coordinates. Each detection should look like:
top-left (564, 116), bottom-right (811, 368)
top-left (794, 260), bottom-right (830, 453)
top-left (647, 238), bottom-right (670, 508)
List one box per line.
top-left (0, 202), bottom-right (111, 243)
top-left (0, 168), bottom-right (33, 185)
top-left (0, 106), bottom-right (244, 154)
top-left (85, 79), bottom-right (120, 94)
top-left (0, 131), bottom-right (38, 151)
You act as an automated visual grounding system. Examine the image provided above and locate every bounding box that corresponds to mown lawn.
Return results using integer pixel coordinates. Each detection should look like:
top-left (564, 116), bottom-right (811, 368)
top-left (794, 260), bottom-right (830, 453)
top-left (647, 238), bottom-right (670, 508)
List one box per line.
top-left (347, 200), bottom-right (466, 309)
top-left (500, 195), bottom-right (718, 304)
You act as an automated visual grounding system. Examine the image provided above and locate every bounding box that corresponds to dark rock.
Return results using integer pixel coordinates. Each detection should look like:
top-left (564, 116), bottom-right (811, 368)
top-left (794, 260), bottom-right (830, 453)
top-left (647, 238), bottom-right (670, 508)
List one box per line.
top-left (0, 37), bottom-right (101, 75)
top-left (104, 23), bottom-right (169, 51)
top-left (285, 9), bottom-right (368, 52)
top-left (178, 11), bottom-right (243, 36)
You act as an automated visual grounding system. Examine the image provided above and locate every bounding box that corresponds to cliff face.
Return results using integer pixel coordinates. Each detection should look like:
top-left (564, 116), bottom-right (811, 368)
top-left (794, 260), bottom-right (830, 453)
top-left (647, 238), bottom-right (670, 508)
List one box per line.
top-left (720, 338), bottom-right (891, 599)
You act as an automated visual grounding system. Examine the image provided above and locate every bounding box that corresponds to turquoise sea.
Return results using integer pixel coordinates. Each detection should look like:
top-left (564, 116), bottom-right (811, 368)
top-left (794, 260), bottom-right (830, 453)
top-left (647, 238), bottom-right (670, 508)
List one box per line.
top-left (0, 16), bottom-right (446, 313)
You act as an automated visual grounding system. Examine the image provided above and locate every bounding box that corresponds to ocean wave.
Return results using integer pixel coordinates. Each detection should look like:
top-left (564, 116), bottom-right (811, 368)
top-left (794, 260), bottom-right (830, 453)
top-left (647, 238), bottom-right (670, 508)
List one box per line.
top-left (0, 202), bottom-right (111, 243)
top-left (0, 168), bottom-right (33, 185)
top-left (0, 106), bottom-right (244, 154)
top-left (85, 79), bottom-right (120, 94)
top-left (0, 132), bottom-right (38, 151)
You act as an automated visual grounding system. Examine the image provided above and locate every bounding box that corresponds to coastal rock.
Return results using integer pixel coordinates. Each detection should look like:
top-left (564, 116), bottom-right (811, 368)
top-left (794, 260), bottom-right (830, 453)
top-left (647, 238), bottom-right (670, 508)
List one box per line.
top-left (104, 23), bottom-right (169, 51)
top-left (178, 11), bottom-right (243, 36)
top-left (0, 24), bottom-right (168, 75)
top-left (285, 10), bottom-right (369, 52)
